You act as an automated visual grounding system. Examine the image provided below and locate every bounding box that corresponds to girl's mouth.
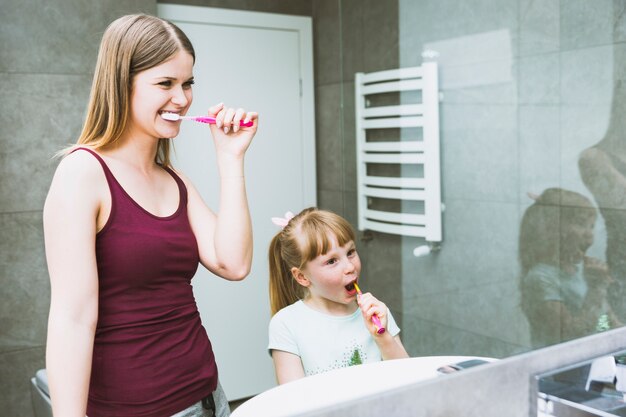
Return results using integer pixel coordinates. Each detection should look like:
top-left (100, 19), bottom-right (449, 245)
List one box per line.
top-left (345, 279), bottom-right (357, 292)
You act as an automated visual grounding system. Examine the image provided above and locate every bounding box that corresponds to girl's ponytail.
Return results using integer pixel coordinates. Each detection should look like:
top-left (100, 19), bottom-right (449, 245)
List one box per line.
top-left (269, 233), bottom-right (304, 316)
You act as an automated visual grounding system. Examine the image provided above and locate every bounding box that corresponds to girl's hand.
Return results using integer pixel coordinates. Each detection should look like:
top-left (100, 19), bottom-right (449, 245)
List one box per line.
top-left (357, 292), bottom-right (388, 336)
top-left (207, 102), bottom-right (259, 158)
top-left (584, 256), bottom-right (613, 290)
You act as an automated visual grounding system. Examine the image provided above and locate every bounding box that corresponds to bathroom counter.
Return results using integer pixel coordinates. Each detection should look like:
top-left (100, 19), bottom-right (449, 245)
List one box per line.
top-left (231, 356), bottom-right (495, 417)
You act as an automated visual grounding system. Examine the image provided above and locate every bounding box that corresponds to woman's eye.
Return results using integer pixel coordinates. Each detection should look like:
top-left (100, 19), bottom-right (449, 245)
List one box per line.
top-left (159, 80), bottom-right (172, 87)
top-left (183, 80), bottom-right (195, 89)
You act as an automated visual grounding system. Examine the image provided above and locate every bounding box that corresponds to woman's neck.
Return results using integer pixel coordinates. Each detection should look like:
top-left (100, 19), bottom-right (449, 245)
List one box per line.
top-left (102, 134), bottom-right (160, 173)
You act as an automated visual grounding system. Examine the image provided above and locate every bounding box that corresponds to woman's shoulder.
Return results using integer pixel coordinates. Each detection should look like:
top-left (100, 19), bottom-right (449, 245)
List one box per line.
top-left (579, 146), bottom-right (612, 172)
top-left (166, 165), bottom-right (198, 194)
top-left (47, 147), bottom-right (108, 202)
top-left (55, 147), bottom-right (104, 176)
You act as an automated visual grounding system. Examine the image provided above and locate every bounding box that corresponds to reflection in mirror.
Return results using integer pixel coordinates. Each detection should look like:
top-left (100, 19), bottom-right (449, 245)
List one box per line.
top-left (579, 84), bottom-right (626, 324)
top-left (519, 189), bottom-right (620, 348)
top-left (537, 350), bottom-right (626, 416)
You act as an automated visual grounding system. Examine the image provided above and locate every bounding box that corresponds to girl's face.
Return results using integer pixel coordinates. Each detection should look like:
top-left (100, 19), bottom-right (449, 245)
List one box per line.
top-left (562, 212), bottom-right (596, 264)
top-left (298, 237), bottom-right (361, 315)
top-left (127, 50), bottom-right (194, 142)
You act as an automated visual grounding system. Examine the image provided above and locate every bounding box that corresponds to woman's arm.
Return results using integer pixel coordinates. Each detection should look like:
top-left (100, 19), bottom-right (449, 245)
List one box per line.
top-left (43, 152), bottom-right (102, 417)
top-left (579, 147), bottom-right (626, 209)
top-left (185, 103), bottom-right (258, 281)
top-left (271, 350), bottom-right (305, 385)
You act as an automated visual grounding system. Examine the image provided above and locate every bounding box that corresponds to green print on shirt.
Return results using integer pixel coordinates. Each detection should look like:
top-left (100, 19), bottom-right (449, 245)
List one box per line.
top-left (348, 349), bottom-right (363, 366)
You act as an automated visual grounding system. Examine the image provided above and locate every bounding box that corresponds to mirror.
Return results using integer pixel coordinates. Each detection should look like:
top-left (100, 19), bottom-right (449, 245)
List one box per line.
top-left (328, 0), bottom-right (626, 360)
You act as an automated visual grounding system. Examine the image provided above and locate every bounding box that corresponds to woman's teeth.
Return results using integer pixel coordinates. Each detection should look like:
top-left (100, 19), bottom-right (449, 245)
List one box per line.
top-left (160, 112), bottom-right (180, 121)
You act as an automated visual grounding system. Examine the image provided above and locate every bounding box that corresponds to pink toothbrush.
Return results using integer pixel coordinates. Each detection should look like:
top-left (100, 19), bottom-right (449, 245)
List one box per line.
top-left (353, 282), bottom-right (386, 334)
top-left (161, 112), bottom-right (253, 127)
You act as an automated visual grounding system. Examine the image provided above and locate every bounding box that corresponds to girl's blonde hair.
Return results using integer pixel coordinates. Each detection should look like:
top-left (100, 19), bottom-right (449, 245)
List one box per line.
top-left (268, 207), bottom-right (356, 316)
top-left (69, 14), bottom-right (195, 167)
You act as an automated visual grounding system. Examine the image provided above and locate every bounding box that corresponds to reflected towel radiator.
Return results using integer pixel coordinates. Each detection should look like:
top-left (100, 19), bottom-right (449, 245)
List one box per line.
top-left (355, 63), bottom-right (442, 242)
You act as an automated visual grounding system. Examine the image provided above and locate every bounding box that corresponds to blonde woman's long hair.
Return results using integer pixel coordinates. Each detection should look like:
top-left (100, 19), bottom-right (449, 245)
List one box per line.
top-left (268, 208), bottom-right (356, 316)
top-left (71, 14), bottom-right (195, 167)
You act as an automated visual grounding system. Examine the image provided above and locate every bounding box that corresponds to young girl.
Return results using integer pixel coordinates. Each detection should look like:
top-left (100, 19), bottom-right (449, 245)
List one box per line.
top-left (43, 14), bottom-right (257, 417)
top-left (519, 188), bottom-right (620, 348)
top-left (267, 208), bottom-right (409, 384)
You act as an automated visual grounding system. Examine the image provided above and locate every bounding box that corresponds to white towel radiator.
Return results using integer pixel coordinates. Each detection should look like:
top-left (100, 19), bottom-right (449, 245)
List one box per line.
top-left (355, 63), bottom-right (442, 242)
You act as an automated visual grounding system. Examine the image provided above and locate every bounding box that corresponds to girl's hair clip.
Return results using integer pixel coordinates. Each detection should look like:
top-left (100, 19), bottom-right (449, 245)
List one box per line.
top-left (271, 211), bottom-right (295, 229)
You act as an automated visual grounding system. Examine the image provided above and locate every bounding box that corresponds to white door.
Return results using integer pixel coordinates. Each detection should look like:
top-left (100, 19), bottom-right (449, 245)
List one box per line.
top-left (158, 5), bottom-right (316, 400)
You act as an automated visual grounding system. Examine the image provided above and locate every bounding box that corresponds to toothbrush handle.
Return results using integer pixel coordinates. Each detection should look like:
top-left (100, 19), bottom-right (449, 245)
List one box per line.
top-left (192, 116), bottom-right (254, 127)
top-left (371, 314), bottom-right (386, 334)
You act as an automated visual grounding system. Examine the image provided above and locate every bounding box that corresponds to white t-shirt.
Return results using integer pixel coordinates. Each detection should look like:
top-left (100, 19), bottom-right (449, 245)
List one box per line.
top-left (268, 300), bottom-right (401, 377)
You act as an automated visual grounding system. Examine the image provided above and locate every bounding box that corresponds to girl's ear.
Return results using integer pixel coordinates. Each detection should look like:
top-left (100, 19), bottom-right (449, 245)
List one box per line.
top-left (291, 267), bottom-right (310, 288)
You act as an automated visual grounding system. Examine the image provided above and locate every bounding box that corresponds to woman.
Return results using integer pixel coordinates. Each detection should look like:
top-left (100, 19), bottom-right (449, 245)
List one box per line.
top-left (43, 14), bottom-right (257, 417)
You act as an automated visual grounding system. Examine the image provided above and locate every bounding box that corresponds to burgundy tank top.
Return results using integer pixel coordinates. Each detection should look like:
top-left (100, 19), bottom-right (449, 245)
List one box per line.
top-left (76, 148), bottom-right (217, 417)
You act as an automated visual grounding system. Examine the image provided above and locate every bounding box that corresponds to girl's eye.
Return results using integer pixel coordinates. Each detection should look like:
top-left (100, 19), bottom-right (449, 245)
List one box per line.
top-left (326, 258), bottom-right (337, 265)
top-left (348, 249), bottom-right (356, 256)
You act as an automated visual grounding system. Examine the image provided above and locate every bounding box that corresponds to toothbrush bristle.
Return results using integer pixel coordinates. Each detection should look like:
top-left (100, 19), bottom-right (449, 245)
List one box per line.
top-left (161, 113), bottom-right (180, 121)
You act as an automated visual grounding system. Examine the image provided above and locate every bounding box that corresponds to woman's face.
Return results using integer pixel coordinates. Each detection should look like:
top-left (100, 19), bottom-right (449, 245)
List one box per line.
top-left (128, 50), bottom-right (194, 141)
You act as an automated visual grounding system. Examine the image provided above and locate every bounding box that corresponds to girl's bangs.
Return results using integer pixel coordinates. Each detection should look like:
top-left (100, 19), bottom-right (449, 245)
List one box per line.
top-left (299, 216), bottom-right (355, 263)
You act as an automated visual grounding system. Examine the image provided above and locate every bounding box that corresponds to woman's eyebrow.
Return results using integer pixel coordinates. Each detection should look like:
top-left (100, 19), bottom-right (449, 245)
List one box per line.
top-left (153, 75), bottom-right (194, 81)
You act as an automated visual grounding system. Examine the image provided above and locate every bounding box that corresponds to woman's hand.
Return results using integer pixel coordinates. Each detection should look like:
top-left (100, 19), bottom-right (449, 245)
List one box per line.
top-left (207, 102), bottom-right (258, 159)
top-left (357, 292), bottom-right (388, 336)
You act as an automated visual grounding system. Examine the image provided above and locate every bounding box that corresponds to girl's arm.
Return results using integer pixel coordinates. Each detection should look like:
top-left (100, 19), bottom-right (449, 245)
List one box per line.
top-left (374, 334), bottom-right (409, 361)
top-left (357, 292), bottom-right (410, 360)
top-left (43, 152), bottom-right (102, 417)
top-left (184, 103), bottom-right (258, 281)
top-left (271, 350), bottom-right (305, 385)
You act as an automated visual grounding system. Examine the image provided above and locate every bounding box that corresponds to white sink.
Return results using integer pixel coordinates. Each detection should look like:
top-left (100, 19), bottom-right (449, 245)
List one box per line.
top-left (232, 356), bottom-right (495, 417)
